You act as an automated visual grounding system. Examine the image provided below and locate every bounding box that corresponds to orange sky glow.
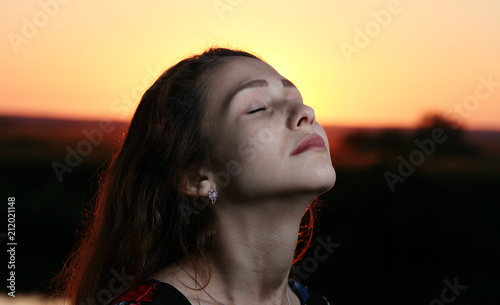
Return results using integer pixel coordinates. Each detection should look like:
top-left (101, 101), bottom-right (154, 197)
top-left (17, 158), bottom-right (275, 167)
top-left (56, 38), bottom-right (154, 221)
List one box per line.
top-left (1, 0), bottom-right (500, 130)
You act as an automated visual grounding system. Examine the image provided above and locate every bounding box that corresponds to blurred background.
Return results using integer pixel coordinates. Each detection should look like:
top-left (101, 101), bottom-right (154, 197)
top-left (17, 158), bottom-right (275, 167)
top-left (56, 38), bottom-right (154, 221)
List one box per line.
top-left (1, 0), bottom-right (499, 304)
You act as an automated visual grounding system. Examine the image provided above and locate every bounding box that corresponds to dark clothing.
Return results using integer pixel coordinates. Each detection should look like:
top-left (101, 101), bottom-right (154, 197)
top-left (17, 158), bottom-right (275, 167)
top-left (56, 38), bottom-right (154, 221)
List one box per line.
top-left (113, 279), bottom-right (330, 305)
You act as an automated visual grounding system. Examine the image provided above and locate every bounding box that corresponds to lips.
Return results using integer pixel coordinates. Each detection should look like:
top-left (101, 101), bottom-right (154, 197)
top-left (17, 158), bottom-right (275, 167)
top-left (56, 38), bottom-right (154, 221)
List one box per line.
top-left (291, 134), bottom-right (326, 156)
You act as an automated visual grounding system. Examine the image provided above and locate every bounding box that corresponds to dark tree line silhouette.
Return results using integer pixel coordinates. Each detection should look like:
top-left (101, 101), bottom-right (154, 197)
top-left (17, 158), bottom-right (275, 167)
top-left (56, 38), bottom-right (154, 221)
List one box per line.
top-left (342, 114), bottom-right (478, 156)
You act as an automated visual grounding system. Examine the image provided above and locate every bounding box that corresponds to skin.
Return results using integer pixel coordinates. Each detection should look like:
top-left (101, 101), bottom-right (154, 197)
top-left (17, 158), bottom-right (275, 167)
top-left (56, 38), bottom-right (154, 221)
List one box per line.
top-left (154, 57), bottom-right (336, 305)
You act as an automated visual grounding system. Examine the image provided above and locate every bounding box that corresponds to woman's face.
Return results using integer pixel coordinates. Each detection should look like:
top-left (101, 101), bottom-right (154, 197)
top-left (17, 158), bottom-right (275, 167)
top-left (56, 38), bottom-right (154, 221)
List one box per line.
top-left (205, 57), bottom-right (336, 203)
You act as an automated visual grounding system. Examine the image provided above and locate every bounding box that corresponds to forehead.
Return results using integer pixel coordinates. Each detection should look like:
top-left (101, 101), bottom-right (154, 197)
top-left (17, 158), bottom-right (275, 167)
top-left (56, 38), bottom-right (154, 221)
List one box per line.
top-left (207, 57), bottom-right (284, 107)
top-left (216, 56), bottom-right (282, 82)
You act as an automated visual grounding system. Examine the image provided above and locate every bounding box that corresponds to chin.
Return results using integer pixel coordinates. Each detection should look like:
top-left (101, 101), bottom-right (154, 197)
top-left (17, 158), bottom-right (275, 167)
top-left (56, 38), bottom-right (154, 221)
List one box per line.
top-left (296, 169), bottom-right (336, 200)
top-left (315, 166), bottom-right (337, 195)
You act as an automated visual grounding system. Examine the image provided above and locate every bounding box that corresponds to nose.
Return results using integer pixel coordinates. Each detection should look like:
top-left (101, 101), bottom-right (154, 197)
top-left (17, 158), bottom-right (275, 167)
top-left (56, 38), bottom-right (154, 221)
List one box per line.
top-left (288, 102), bottom-right (315, 129)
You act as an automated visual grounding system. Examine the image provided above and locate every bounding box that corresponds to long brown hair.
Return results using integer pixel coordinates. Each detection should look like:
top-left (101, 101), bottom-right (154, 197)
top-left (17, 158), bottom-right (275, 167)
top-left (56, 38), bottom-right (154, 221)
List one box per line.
top-left (55, 47), bottom-right (319, 305)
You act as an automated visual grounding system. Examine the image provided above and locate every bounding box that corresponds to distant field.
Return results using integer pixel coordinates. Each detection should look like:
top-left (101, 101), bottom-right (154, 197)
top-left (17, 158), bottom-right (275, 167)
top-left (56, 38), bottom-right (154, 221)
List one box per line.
top-left (1, 116), bottom-right (499, 304)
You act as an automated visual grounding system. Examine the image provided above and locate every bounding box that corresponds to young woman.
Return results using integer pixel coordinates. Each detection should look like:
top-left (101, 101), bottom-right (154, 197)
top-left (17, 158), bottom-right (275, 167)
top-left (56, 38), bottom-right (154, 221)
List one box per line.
top-left (58, 48), bottom-right (336, 305)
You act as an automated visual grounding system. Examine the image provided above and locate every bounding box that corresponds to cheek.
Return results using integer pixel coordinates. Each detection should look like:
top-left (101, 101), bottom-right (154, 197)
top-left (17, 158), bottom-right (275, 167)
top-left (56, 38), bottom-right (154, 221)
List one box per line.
top-left (215, 117), bottom-right (284, 176)
top-left (235, 127), bottom-right (274, 163)
top-left (249, 116), bottom-right (284, 150)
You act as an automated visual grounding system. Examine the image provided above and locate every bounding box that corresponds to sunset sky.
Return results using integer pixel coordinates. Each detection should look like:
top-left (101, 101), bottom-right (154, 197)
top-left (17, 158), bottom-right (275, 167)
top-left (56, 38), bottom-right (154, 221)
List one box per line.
top-left (1, 0), bottom-right (499, 130)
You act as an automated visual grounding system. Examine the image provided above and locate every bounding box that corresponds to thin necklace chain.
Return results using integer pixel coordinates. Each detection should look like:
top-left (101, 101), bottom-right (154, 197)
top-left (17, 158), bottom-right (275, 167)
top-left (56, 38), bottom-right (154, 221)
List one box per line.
top-left (176, 262), bottom-right (291, 305)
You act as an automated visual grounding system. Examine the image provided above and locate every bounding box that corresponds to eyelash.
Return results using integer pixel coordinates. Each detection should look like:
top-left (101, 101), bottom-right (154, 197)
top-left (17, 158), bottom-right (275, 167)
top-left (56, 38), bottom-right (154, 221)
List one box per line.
top-left (248, 106), bottom-right (268, 114)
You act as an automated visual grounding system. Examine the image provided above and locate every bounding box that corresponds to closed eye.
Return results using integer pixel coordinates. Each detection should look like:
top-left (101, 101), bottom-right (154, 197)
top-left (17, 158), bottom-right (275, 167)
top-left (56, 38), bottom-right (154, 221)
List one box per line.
top-left (248, 106), bottom-right (268, 114)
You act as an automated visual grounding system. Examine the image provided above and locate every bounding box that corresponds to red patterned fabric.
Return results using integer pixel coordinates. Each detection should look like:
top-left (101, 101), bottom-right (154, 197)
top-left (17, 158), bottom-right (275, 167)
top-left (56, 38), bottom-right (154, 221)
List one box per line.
top-left (114, 281), bottom-right (158, 305)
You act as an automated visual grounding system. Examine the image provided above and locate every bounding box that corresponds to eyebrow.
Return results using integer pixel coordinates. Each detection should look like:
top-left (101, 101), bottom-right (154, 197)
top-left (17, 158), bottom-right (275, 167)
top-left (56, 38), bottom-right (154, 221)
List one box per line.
top-left (222, 78), bottom-right (297, 109)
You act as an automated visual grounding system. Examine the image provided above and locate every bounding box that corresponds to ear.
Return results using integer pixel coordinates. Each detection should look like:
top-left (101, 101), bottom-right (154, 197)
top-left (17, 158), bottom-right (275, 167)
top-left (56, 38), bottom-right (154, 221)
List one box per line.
top-left (181, 167), bottom-right (217, 198)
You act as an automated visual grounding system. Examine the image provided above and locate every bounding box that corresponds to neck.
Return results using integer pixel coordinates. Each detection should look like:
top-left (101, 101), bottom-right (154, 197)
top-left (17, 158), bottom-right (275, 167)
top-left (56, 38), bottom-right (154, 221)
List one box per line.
top-left (198, 193), bottom-right (314, 304)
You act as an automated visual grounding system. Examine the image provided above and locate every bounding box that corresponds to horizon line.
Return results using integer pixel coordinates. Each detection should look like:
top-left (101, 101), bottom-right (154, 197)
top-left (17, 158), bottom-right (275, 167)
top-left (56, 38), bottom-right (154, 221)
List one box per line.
top-left (1, 112), bottom-right (500, 133)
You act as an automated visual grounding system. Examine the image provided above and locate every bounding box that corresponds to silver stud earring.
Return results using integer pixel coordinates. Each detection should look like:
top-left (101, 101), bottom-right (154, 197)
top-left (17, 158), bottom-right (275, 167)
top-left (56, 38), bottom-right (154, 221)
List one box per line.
top-left (208, 188), bottom-right (218, 205)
